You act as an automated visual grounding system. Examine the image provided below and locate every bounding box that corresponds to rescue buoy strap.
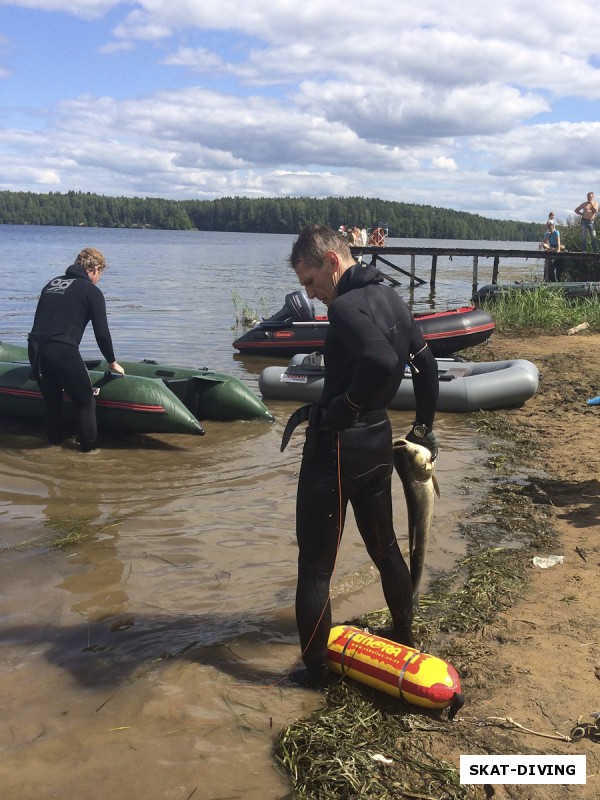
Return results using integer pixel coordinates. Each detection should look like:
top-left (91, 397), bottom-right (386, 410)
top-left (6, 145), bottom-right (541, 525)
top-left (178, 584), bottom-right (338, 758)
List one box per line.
top-left (339, 628), bottom-right (423, 705)
top-left (398, 650), bottom-right (422, 701)
top-left (338, 629), bottom-right (364, 675)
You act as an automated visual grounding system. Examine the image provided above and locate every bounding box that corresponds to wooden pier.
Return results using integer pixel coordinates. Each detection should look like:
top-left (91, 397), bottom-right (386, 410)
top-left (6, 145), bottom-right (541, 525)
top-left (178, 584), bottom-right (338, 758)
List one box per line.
top-left (350, 245), bottom-right (600, 293)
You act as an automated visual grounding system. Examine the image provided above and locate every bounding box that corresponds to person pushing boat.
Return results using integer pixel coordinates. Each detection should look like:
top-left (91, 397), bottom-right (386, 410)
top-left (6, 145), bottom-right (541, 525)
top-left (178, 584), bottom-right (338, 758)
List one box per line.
top-left (28, 247), bottom-right (124, 453)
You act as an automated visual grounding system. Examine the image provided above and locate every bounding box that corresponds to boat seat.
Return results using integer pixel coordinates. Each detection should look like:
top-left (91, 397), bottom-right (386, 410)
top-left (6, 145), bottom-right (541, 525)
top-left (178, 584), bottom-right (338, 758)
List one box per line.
top-left (440, 367), bottom-right (471, 381)
top-left (288, 352), bottom-right (325, 371)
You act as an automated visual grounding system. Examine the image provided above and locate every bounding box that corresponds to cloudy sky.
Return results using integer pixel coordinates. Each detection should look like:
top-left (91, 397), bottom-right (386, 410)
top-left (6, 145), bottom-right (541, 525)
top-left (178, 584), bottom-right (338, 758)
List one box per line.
top-left (1, 1), bottom-right (599, 223)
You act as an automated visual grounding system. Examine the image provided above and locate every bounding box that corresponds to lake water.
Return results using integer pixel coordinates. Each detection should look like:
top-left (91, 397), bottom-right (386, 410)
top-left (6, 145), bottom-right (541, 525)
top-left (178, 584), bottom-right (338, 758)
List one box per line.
top-left (0, 226), bottom-right (539, 800)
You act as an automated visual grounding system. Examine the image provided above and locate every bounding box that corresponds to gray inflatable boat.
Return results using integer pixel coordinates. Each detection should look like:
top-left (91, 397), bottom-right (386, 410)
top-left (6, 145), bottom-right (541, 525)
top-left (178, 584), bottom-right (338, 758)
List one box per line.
top-left (258, 353), bottom-right (539, 413)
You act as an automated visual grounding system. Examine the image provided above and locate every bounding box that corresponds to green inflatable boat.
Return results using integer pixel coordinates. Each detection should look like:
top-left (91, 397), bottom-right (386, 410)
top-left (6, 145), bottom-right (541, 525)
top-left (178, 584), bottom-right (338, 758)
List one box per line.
top-left (0, 360), bottom-right (204, 436)
top-left (0, 341), bottom-right (274, 435)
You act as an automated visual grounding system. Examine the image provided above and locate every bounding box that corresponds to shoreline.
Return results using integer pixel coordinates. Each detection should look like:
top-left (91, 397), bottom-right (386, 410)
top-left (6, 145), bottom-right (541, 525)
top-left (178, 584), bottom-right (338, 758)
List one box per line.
top-left (277, 331), bottom-right (600, 800)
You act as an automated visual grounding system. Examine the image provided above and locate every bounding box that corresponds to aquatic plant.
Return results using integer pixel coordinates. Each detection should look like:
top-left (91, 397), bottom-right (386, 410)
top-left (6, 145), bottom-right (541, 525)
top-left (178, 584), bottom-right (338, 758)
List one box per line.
top-left (481, 286), bottom-right (600, 333)
top-left (276, 679), bottom-right (471, 799)
top-left (231, 290), bottom-right (270, 327)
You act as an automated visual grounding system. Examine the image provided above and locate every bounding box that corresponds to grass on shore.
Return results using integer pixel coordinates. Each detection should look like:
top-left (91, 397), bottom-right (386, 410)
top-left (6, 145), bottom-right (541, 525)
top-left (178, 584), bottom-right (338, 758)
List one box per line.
top-left (480, 286), bottom-right (600, 333)
top-left (274, 406), bottom-right (556, 799)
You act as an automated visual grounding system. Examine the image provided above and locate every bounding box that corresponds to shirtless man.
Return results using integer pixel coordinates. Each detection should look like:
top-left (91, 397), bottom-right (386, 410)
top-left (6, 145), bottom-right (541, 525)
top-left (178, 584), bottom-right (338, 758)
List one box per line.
top-left (574, 192), bottom-right (599, 253)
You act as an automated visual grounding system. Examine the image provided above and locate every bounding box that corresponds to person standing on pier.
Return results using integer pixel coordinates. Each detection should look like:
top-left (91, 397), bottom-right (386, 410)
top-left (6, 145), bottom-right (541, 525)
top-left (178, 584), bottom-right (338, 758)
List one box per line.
top-left (574, 192), bottom-right (599, 253)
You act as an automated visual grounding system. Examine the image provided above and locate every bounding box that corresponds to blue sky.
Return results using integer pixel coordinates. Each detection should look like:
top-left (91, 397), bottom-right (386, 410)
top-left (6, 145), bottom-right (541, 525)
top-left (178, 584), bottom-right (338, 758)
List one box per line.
top-left (1, 1), bottom-right (600, 223)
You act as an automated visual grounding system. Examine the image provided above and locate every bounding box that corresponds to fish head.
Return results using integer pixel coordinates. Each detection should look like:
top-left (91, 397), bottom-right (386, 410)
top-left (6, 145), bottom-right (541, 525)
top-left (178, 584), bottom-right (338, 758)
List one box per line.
top-left (392, 437), bottom-right (435, 482)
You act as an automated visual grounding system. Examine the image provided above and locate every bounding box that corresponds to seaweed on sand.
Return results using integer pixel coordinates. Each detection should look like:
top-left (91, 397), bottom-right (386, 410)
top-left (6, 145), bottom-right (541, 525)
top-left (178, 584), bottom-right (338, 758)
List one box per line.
top-left (276, 678), bottom-right (471, 800)
top-left (274, 543), bottom-right (534, 800)
top-left (275, 404), bottom-right (557, 799)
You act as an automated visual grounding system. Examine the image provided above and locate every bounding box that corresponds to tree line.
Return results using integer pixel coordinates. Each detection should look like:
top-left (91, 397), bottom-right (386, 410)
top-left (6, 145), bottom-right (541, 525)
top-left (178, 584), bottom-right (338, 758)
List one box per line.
top-left (0, 190), bottom-right (542, 241)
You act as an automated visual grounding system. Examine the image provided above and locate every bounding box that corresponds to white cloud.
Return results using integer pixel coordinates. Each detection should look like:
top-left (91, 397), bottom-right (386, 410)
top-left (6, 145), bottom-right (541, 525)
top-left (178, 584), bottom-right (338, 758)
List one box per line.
top-left (294, 79), bottom-right (548, 142)
top-left (431, 157), bottom-right (458, 171)
top-left (1, 0), bottom-right (600, 221)
top-left (162, 46), bottom-right (225, 72)
top-left (0, 160), bottom-right (61, 187)
top-left (0, 0), bottom-right (117, 17)
top-left (472, 121), bottom-right (600, 175)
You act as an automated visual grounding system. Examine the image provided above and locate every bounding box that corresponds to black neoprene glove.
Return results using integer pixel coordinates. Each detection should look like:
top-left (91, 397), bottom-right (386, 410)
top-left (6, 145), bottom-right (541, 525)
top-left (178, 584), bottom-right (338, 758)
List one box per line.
top-left (405, 424), bottom-right (439, 460)
top-left (321, 394), bottom-right (359, 432)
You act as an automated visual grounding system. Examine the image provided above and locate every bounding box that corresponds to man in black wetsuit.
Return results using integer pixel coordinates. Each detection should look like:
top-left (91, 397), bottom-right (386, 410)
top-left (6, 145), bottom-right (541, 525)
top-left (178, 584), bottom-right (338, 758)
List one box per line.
top-left (285, 225), bottom-right (439, 689)
top-left (28, 247), bottom-right (124, 453)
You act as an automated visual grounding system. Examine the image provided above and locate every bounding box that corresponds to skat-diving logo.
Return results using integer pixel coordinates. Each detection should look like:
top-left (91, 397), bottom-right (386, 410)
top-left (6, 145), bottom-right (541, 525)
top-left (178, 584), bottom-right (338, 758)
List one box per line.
top-left (45, 278), bottom-right (75, 294)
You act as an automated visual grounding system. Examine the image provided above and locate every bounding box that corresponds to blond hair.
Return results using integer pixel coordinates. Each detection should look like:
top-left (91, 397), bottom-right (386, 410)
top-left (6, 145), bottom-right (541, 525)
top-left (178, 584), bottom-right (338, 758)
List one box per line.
top-left (75, 248), bottom-right (106, 272)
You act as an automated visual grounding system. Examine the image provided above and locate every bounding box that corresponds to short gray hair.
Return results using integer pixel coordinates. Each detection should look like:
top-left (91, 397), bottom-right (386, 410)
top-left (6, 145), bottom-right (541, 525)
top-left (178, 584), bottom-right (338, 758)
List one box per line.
top-left (289, 225), bottom-right (351, 269)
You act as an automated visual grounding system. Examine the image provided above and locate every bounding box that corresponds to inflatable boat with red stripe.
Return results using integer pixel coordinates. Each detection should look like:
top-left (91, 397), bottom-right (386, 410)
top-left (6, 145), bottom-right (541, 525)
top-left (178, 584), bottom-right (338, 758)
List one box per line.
top-left (233, 292), bottom-right (494, 357)
top-left (0, 360), bottom-right (204, 436)
top-left (0, 341), bottom-right (274, 436)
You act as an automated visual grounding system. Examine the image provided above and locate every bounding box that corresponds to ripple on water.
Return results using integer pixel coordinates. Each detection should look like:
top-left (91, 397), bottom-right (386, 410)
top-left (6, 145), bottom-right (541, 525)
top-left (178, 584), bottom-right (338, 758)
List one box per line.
top-left (0, 227), bottom-right (511, 800)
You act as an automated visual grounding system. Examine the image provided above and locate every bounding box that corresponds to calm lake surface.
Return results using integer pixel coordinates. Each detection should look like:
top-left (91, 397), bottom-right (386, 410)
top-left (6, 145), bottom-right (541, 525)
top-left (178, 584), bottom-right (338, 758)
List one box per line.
top-left (0, 226), bottom-right (541, 800)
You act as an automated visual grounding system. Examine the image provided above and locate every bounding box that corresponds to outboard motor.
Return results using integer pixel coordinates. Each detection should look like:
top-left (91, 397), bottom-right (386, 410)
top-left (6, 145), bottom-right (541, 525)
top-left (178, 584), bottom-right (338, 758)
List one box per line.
top-left (285, 290), bottom-right (315, 321)
top-left (265, 290), bottom-right (315, 322)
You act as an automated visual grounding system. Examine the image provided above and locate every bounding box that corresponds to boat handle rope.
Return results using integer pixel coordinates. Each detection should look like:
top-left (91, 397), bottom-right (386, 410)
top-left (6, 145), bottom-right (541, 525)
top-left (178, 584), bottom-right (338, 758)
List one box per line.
top-left (407, 343), bottom-right (428, 373)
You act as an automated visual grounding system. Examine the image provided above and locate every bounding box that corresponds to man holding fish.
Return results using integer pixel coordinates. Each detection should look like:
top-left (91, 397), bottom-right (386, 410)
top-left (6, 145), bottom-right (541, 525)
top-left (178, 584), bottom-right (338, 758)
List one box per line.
top-left (282, 225), bottom-right (439, 690)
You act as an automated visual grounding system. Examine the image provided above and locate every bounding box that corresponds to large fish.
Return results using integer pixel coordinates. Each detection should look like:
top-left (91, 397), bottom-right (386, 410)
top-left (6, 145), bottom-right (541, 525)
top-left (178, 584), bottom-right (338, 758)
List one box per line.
top-left (392, 438), bottom-right (440, 609)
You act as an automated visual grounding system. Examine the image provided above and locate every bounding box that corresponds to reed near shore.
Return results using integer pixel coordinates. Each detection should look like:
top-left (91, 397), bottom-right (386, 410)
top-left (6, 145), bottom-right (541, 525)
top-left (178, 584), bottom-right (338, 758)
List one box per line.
top-left (480, 286), bottom-right (600, 332)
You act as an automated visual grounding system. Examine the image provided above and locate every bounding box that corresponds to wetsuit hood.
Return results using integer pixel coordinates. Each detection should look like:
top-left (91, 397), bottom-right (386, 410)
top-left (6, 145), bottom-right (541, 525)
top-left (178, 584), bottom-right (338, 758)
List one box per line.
top-left (65, 263), bottom-right (90, 280)
top-left (337, 262), bottom-right (384, 296)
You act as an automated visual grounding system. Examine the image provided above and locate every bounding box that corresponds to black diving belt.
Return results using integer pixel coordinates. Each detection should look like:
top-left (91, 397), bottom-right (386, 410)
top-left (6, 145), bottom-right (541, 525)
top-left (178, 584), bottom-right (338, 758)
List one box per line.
top-left (280, 403), bottom-right (315, 452)
top-left (280, 404), bottom-right (387, 452)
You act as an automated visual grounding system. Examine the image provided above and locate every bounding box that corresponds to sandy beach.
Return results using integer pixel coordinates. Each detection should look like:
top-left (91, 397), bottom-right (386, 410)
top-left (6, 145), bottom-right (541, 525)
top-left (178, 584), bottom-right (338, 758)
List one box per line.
top-left (414, 330), bottom-right (600, 800)
top-left (276, 329), bottom-right (600, 800)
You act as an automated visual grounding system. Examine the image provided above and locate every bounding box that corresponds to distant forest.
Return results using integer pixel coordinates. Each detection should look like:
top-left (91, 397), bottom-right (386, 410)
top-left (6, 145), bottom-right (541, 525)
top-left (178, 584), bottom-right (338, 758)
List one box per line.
top-left (0, 190), bottom-right (542, 241)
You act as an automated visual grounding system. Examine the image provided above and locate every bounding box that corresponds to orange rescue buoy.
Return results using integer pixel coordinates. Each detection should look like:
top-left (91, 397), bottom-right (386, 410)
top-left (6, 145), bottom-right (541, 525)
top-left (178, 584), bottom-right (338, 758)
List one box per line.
top-left (327, 625), bottom-right (464, 719)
